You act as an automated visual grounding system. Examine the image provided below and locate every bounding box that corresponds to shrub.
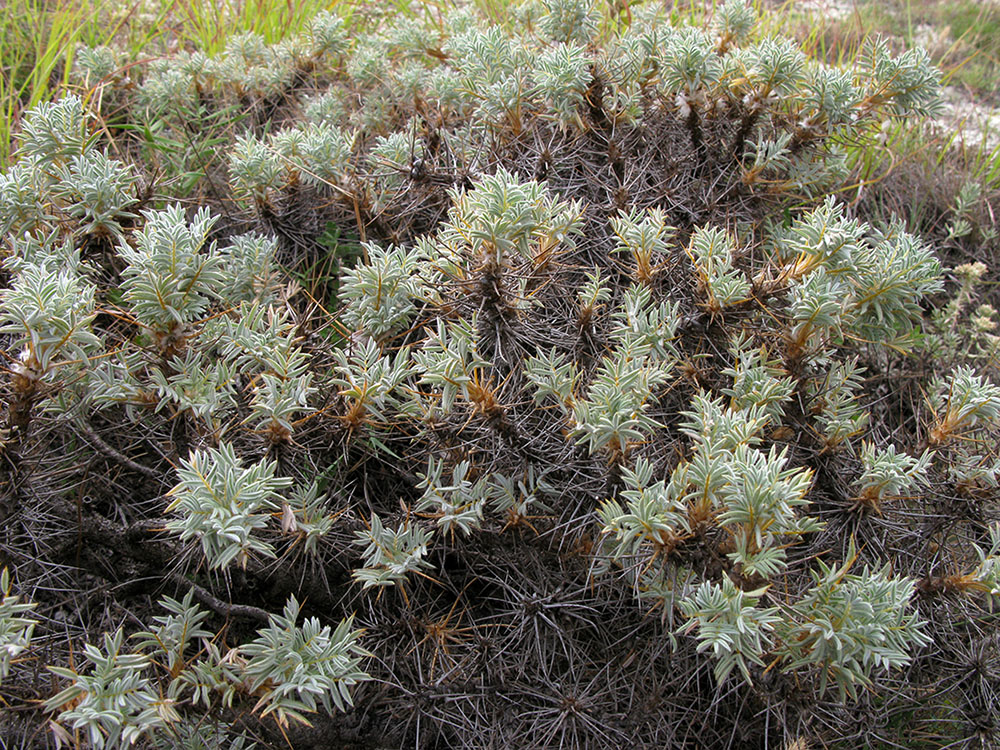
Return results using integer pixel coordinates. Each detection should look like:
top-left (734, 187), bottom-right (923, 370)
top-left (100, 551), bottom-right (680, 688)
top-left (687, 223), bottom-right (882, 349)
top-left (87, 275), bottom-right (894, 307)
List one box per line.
top-left (2, 2), bottom-right (998, 749)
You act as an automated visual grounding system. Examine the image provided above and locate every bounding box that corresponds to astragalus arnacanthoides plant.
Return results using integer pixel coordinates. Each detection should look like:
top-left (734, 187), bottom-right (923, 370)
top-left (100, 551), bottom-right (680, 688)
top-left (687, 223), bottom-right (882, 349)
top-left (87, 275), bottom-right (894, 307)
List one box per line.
top-left (0, 568), bottom-right (37, 687)
top-left (0, 254), bottom-right (100, 432)
top-left (165, 442), bottom-right (292, 570)
top-left (0, 96), bottom-right (137, 246)
top-left (45, 591), bottom-right (369, 745)
top-left (6, 2), bottom-right (999, 749)
top-left (118, 205), bottom-right (225, 357)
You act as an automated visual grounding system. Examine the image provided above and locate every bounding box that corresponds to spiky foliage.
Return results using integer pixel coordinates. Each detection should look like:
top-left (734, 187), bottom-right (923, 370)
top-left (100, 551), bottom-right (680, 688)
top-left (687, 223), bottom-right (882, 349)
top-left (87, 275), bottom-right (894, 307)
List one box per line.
top-left (597, 457), bottom-right (691, 559)
top-left (569, 339), bottom-right (672, 457)
top-left (16, 96), bottom-right (91, 166)
top-left (0, 569), bottom-right (37, 685)
top-left (165, 443), bottom-right (293, 569)
top-left (50, 152), bottom-right (138, 241)
top-left (341, 242), bottom-right (429, 340)
top-left (308, 10), bottom-right (348, 58)
top-left (539, 0), bottom-right (600, 45)
top-left (241, 597), bottom-right (369, 726)
top-left (717, 443), bottom-right (819, 577)
top-left (970, 525), bottom-right (1000, 605)
top-left (853, 443), bottom-right (933, 511)
top-left (416, 457), bottom-right (489, 536)
top-left (777, 553), bottom-right (932, 701)
top-left (44, 591), bottom-right (370, 745)
top-left (928, 366), bottom-right (1000, 446)
top-left (118, 205), bottom-right (224, 343)
top-left (689, 225), bottom-right (751, 311)
top-left (0, 258), bottom-right (100, 431)
top-left (0, 96), bottom-right (137, 248)
top-left (808, 358), bottom-right (871, 451)
top-left (678, 578), bottom-right (779, 684)
top-left (714, 0), bottom-right (757, 52)
top-left (218, 232), bottom-right (281, 305)
top-left (74, 45), bottom-right (122, 85)
top-left (352, 514), bottom-right (434, 589)
top-left (611, 284), bottom-right (681, 363)
top-left (861, 36), bottom-right (942, 116)
top-left (438, 167), bottom-right (583, 268)
top-left (3, 4), bottom-right (992, 750)
top-left (532, 43), bottom-right (590, 129)
top-left (45, 630), bottom-right (169, 749)
top-left (446, 26), bottom-right (537, 133)
top-left (413, 316), bottom-right (488, 414)
top-left (0, 262), bottom-right (99, 378)
top-left (723, 334), bottom-right (795, 420)
top-left (611, 208), bottom-right (674, 286)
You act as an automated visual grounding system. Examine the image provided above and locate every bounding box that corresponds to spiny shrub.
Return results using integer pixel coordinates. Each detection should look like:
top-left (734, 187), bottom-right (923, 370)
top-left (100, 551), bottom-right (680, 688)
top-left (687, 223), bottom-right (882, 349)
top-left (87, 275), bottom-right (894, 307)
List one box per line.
top-left (2, 2), bottom-right (998, 749)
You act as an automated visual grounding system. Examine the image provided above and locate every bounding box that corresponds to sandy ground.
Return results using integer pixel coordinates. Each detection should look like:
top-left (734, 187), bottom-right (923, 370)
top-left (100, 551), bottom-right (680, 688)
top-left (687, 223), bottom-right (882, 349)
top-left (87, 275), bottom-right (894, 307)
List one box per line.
top-left (932, 86), bottom-right (1000, 153)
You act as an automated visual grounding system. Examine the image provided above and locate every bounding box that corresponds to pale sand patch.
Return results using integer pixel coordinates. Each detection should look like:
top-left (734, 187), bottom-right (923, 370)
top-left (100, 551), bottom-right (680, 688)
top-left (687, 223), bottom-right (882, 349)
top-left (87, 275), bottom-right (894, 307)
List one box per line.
top-left (929, 86), bottom-right (1000, 153)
